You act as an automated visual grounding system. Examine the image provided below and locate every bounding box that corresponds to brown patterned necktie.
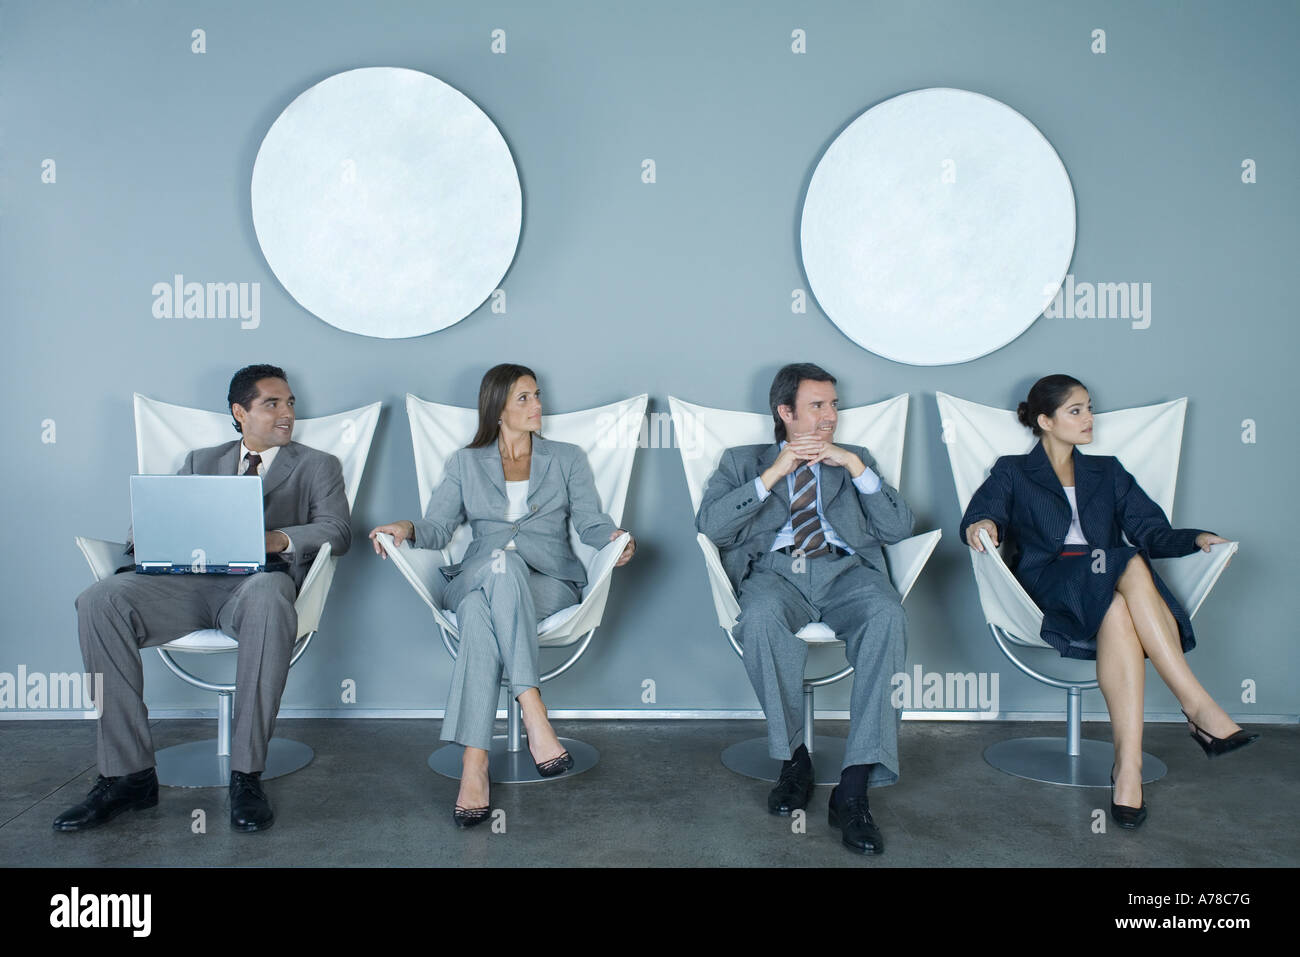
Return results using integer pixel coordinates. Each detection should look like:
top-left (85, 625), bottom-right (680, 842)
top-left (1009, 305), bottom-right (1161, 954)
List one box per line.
top-left (790, 464), bottom-right (830, 558)
top-left (243, 453), bottom-right (262, 477)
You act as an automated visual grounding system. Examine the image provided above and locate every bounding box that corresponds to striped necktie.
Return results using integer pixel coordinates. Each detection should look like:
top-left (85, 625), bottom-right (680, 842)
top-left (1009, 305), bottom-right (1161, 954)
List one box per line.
top-left (790, 464), bottom-right (830, 558)
top-left (243, 452), bottom-right (262, 477)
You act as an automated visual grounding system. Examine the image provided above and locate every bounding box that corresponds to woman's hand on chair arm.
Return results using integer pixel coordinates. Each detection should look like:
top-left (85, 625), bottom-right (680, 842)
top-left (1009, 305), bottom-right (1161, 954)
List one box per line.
top-left (368, 521), bottom-right (415, 557)
top-left (1195, 532), bottom-right (1229, 553)
top-left (965, 520), bottom-right (1000, 551)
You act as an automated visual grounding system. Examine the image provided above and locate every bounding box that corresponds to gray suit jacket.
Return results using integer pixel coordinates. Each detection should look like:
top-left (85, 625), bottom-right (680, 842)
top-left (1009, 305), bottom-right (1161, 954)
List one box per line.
top-left (696, 442), bottom-right (915, 593)
top-left (412, 436), bottom-right (617, 587)
top-left (121, 440), bottom-right (352, 591)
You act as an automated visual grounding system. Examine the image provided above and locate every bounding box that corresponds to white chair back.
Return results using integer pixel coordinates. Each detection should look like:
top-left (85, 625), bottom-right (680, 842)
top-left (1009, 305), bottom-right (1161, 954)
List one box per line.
top-left (405, 393), bottom-right (648, 570)
top-left (133, 393), bottom-right (380, 509)
top-left (936, 392), bottom-right (1187, 518)
top-left (669, 394), bottom-right (909, 514)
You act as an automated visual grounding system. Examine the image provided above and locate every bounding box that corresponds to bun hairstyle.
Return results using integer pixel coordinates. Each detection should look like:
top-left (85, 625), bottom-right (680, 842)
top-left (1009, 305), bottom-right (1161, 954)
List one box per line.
top-left (1017, 374), bottom-right (1086, 436)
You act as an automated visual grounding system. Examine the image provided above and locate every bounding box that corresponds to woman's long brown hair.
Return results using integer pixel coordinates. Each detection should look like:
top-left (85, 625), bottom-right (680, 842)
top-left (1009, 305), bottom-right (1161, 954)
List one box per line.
top-left (467, 363), bottom-right (539, 449)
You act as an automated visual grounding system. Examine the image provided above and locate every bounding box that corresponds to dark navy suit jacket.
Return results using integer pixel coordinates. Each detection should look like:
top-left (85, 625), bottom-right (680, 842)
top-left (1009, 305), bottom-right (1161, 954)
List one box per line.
top-left (959, 441), bottom-right (1206, 597)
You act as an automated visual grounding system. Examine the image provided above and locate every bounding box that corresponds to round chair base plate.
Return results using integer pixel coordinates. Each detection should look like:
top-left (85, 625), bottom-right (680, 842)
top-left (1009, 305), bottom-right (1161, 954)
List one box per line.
top-left (428, 736), bottom-right (599, 784)
top-left (722, 735), bottom-right (846, 785)
top-left (984, 737), bottom-right (1167, 787)
top-left (155, 738), bottom-right (313, 788)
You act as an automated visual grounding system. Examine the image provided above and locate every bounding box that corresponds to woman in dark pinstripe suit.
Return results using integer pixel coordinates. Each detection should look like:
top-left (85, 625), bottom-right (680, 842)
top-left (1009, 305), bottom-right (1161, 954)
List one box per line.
top-left (960, 375), bottom-right (1258, 828)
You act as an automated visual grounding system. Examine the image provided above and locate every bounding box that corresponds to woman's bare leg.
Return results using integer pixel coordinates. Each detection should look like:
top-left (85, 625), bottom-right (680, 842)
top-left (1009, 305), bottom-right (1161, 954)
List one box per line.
top-left (1114, 555), bottom-right (1241, 738)
top-left (1096, 592), bottom-right (1146, 808)
top-left (457, 746), bottom-right (490, 809)
top-left (517, 687), bottom-right (567, 764)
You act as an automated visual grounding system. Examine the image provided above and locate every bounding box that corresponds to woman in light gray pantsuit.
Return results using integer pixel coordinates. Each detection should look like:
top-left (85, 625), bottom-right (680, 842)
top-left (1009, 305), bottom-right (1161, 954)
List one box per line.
top-left (370, 364), bottom-right (635, 827)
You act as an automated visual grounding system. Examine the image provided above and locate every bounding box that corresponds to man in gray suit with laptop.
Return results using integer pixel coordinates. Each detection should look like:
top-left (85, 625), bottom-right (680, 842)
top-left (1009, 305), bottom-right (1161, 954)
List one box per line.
top-left (55, 364), bottom-right (351, 833)
top-left (696, 363), bottom-right (913, 854)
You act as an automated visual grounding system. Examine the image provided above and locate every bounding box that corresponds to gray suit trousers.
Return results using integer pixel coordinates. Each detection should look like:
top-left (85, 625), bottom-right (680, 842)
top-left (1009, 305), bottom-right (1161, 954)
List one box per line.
top-left (734, 549), bottom-right (907, 785)
top-left (75, 570), bottom-right (297, 776)
top-left (440, 550), bottom-right (580, 751)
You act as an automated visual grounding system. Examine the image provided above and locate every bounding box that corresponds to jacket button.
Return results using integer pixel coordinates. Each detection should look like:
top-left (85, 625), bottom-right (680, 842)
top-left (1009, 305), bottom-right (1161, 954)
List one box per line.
top-left (530, 504), bottom-right (538, 512)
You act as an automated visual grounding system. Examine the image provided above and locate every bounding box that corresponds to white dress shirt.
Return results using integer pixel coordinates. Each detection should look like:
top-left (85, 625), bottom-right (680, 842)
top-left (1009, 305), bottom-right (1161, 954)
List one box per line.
top-left (239, 442), bottom-right (293, 555)
top-left (504, 480), bottom-right (529, 549)
top-left (1062, 486), bottom-right (1087, 546)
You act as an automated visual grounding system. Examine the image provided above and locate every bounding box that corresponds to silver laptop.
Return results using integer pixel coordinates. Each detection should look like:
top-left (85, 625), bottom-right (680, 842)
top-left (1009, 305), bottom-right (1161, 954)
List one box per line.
top-left (130, 475), bottom-right (266, 574)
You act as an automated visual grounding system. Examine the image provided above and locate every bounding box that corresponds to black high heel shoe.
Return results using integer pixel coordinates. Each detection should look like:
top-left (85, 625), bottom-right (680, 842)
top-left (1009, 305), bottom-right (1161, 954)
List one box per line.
top-left (453, 804), bottom-right (490, 828)
top-left (534, 750), bottom-right (574, 778)
top-left (1182, 710), bottom-right (1260, 759)
top-left (453, 772), bottom-right (491, 828)
top-left (1110, 764), bottom-right (1147, 829)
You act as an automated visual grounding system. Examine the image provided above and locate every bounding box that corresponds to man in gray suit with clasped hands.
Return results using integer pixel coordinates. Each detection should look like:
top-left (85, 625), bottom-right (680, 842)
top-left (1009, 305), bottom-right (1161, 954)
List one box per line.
top-left (695, 363), bottom-right (913, 855)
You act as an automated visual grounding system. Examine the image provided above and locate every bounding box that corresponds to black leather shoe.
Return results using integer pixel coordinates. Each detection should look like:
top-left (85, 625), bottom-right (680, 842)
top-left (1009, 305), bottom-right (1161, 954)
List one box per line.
top-left (1182, 710), bottom-right (1261, 759)
top-left (230, 771), bottom-right (274, 832)
top-left (1109, 765), bottom-right (1147, 829)
top-left (534, 750), bottom-right (574, 778)
top-left (828, 786), bottom-right (883, 854)
top-left (52, 769), bottom-right (158, 831)
top-left (767, 758), bottom-right (814, 816)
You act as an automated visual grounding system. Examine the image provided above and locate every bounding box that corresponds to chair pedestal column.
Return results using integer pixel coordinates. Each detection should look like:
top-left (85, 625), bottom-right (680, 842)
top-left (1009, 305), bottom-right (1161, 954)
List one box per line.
top-left (155, 691), bottom-right (314, 788)
top-left (721, 683), bottom-right (846, 786)
top-left (984, 686), bottom-right (1167, 787)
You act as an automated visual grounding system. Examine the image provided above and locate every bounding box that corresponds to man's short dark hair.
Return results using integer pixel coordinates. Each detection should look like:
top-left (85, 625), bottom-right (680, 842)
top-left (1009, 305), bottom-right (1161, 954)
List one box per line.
top-left (769, 363), bottom-right (836, 442)
top-left (227, 364), bottom-right (288, 434)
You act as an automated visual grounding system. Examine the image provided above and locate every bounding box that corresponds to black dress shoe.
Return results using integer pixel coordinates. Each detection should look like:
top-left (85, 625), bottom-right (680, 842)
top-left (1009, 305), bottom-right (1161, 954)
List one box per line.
top-left (534, 750), bottom-right (574, 778)
top-left (1182, 710), bottom-right (1261, 759)
top-left (828, 786), bottom-right (883, 855)
top-left (1109, 765), bottom-right (1147, 829)
top-left (767, 758), bottom-right (814, 816)
top-left (52, 769), bottom-right (158, 831)
top-left (230, 771), bottom-right (274, 832)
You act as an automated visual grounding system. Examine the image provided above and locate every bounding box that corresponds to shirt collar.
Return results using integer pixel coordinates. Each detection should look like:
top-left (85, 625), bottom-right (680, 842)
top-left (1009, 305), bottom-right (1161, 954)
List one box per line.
top-left (239, 441), bottom-right (279, 474)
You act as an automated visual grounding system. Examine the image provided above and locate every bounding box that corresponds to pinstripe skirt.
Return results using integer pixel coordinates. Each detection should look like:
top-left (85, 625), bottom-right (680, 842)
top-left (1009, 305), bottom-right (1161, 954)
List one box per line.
top-left (1027, 545), bottom-right (1197, 660)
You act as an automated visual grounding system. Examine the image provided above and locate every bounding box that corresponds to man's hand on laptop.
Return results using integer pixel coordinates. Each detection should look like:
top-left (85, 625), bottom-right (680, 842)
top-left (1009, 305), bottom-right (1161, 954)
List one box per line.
top-left (265, 531), bottom-right (290, 554)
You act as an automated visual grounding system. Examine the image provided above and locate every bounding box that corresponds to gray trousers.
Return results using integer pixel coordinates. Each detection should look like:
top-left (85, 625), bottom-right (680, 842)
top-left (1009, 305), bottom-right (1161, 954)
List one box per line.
top-left (734, 548), bottom-right (907, 786)
top-left (75, 570), bottom-right (298, 776)
top-left (440, 550), bottom-right (581, 751)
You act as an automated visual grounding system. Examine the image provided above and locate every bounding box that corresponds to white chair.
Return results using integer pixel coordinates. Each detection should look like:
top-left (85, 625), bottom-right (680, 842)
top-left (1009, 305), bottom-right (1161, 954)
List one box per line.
top-left (75, 393), bottom-right (381, 787)
top-left (937, 391), bottom-right (1238, 787)
top-left (376, 393), bottom-right (646, 784)
top-left (669, 394), bottom-right (941, 784)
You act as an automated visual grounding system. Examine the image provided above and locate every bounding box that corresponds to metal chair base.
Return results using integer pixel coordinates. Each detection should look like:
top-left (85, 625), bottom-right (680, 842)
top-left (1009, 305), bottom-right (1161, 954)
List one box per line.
top-left (721, 735), bottom-right (846, 786)
top-left (428, 736), bottom-right (599, 784)
top-left (154, 738), bottom-right (314, 788)
top-left (983, 737), bottom-right (1167, 788)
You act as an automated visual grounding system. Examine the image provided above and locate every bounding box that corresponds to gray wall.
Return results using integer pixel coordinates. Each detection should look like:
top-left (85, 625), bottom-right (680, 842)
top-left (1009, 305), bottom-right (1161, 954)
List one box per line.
top-left (3, 0), bottom-right (1296, 722)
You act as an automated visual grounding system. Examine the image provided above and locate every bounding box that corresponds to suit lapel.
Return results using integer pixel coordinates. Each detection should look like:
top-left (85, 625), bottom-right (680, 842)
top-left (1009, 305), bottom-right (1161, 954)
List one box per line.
top-left (217, 442), bottom-right (241, 476)
top-left (1072, 447), bottom-right (1106, 522)
top-left (468, 444), bottom-right (502, 501)
top-left (526, 436), bottom-right (553, 503)
top-left (1023, 440), bottom-right (1069, 506)
top-left (259, 442), bottom-right (298, 498)
top-left (818, 457), bottom-right (847, 506)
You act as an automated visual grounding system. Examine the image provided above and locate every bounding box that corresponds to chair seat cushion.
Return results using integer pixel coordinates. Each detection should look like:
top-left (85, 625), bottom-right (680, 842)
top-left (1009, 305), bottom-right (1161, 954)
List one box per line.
top-left (162, 629), bottom-right (238, 653)
top-left (444, 603), bottom-right (581, 640)
top-left (796, 623), bottom-right (840, 643)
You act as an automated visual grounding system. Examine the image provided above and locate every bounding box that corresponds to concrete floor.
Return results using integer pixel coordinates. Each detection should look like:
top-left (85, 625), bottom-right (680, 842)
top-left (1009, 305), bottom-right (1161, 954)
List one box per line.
top-left (1, 718), bottom-right (1295, 867)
